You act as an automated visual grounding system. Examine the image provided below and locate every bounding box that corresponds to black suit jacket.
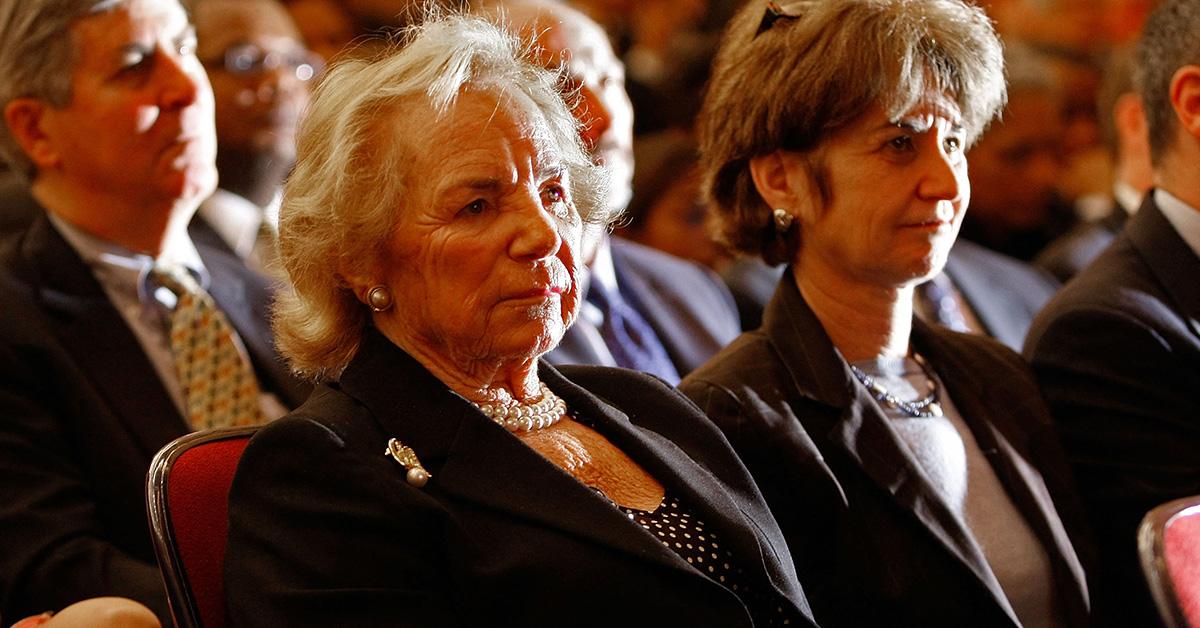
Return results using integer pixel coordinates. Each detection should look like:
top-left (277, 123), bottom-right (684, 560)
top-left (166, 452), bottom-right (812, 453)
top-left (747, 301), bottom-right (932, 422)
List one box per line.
top-left (0, 208), bottom-right (309, 622)
top-left (225, 328), bottom-right (814, 627)
top-left (546, 237), bottom-right (740, 378)
top-left (680, 276), bottom-right (1091, 628)
top-left (1025, 194), bottom-right (1200, 627)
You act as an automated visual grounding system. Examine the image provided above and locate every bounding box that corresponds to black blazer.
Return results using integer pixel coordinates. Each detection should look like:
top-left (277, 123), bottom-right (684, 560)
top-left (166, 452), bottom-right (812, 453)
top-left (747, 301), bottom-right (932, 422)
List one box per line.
top-left (1025, 194), bottom-right (1200, 627)
top-left (547, 237), bottom-right (741, 377)
top-left (680, 276), bottom-right (1092, 628)
top-left (225, 328), bottom-right (814, 627)
top-left (0, 209), bottom-right (309, 623)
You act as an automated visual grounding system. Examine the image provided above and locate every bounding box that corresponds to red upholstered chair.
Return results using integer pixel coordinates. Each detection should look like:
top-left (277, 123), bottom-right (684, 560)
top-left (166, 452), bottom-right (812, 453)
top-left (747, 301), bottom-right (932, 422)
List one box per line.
top-left (147, 426), bottom-right (258, 628)
top-left (1139, 495), bottom-right (1200, 628)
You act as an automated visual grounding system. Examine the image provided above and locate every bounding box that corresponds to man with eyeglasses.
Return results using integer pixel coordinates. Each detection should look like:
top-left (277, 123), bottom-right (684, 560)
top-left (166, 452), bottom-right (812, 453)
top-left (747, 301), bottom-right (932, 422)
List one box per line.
top-left (193, 0), bottom-right (320, 276)
top-left (0, 0), bottom-right (310, 622)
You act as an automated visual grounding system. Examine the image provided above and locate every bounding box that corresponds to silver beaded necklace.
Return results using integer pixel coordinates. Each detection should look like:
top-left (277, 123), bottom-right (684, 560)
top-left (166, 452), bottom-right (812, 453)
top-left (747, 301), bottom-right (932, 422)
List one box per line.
top-left (849, 353), bottom-right (944, 418)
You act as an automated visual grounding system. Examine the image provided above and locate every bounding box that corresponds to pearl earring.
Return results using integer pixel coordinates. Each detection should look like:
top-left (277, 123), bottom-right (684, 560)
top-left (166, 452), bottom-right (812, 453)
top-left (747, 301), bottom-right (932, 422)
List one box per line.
top-left (773, 208), bottom-right (794, 233)
top-left (367, 285), bottom-right (393, 312)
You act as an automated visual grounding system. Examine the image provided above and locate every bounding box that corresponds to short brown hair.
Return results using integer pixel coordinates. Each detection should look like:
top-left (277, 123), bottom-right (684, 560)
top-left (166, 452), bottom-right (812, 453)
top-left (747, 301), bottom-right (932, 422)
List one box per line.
top-left (1135, 0), bottom-right (1200, 164)
top-left (699, 0), bottom-right (1005, 264)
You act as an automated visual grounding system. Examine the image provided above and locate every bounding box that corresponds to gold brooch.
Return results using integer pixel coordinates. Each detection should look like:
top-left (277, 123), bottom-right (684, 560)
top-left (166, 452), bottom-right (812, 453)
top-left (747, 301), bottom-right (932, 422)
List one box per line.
top-left (385, 438), bottom-right (431, 488)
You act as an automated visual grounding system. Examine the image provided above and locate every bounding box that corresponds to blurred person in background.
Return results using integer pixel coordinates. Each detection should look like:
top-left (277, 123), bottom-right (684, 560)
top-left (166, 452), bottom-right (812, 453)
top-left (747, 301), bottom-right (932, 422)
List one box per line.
top-left (282, 0), bottom-right (355, 63)
top-left (193, 0), bottom-right (320, 276)
top-left (494, 0), bottom-right (741, 384)
top-left (961, 44), bottom-right (1076, 260)
top-left (616, 130), bottom-right (729, 271)
top-left (1035, 45), bottom-right (1154, 282)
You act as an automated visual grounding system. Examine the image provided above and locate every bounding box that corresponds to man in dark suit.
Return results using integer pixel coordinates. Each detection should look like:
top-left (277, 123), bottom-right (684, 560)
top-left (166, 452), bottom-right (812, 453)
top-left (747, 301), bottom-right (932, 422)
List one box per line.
top-left (1024, 2), bottom-right (1200, 624)
top-left (0, 0), bottom-right (308, 622)
top-left (1034, 46), bottom-right (1154, 283)
top-left (497, 0), bottom-right (741, 384)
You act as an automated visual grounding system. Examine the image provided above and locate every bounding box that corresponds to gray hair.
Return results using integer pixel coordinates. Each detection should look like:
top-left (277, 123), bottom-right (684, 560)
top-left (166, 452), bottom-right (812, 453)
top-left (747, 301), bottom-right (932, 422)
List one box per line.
top-left (699, 0), bottom-right (1006, 264)
top-left (0, 0), bottom-right (129, 178)
top-left (274, 11), bottom-right (608, 381)
top-left (1135, 0), bottom-right (1200, 164)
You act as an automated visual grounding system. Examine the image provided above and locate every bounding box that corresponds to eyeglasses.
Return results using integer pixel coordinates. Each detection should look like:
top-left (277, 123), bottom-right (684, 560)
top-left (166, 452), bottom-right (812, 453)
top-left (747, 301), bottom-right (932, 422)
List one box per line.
top-left (205, 43), bottom-right (325, 82)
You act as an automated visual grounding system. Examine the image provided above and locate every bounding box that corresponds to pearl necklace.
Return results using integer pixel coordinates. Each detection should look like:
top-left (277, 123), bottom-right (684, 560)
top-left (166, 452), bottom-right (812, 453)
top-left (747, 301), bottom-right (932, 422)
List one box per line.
top-left (471, 382), bottom-right (567, 432)
top-left (849, 353), bottom-right (944, 418)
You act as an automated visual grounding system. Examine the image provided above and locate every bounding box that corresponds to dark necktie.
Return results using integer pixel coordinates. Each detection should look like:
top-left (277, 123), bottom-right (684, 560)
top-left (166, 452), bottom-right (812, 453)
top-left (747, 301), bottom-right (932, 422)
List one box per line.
top-left (915, 273), bottom-right (971, 333)
top-left (586, 280), bottom-right (681, 384)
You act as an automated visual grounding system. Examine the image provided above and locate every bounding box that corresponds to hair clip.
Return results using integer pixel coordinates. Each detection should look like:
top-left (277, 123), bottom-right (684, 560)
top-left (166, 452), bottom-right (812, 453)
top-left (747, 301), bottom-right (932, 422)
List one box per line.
top-left (385, 438), bottom-right (431, 487)
top-left (755, 1), bottom-right (797, 37)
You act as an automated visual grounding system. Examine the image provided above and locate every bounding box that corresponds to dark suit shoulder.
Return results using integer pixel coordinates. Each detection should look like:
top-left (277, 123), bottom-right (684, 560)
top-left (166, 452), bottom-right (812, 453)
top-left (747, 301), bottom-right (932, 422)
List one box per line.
top-left (611, 236), bottom-right (723, 282)
top-left (610, 237), bottom-right (739, 316)
top-left (1026, 234), bottom-right (1179, 354)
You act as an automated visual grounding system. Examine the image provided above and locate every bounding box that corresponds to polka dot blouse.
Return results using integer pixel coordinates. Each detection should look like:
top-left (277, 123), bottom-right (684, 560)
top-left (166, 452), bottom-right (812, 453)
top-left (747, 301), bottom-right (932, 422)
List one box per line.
top-left (616, 492), bottom-right (799, 626)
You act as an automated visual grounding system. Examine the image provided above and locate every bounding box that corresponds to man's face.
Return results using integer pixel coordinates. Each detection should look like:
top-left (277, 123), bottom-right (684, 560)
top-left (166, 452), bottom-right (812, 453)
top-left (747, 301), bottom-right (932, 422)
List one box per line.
top-left (534, 10), bottom-right (635, 217)
top-left (195, 0), bottom-right (312, 166)
top-left (37, 0), bottom-right (217, 209)
top-left (966, 89), bottom-right (1066, 231)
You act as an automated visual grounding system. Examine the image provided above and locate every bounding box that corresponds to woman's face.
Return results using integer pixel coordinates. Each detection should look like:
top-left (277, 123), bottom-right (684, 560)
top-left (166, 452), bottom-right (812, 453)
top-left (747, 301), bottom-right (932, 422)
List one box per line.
top-left (370, 90), bottom-right (583, 367)
top-left (788, 94), bottom-right (970, 288)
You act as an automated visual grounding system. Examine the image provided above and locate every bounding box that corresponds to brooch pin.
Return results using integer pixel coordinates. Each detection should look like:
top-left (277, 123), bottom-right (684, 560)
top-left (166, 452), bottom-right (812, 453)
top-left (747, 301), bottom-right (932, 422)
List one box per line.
top-left (385, 438), bottom-right (432, 488)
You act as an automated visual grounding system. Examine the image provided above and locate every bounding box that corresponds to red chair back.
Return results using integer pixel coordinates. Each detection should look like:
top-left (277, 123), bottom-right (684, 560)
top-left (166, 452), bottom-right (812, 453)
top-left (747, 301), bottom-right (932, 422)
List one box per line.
top-left (1139, 495), bottom-right (1200, 628)
top-left (147, 427), bottom-right (258, 628)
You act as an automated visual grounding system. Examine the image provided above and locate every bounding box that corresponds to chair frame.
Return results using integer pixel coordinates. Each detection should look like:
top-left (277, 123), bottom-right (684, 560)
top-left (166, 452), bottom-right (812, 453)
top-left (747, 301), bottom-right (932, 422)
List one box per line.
top-left (146, 426), bottom-right (259, 628)
top-left (1138, 496), bottom-right (1200, 628)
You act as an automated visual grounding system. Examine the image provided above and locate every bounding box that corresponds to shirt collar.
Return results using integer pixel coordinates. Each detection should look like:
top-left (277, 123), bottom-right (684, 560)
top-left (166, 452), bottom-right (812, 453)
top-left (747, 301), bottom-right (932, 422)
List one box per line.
top-left (588, 236), bottom-right (618, 295)
top-left (197, 188), bottom-right (265, 259)
top-left (1154, 188), bottom-right (1200, 259)
top-left (47, 211), bottom-right (208, 305)
top-left (1113, 180), bottom-right (1144, 215)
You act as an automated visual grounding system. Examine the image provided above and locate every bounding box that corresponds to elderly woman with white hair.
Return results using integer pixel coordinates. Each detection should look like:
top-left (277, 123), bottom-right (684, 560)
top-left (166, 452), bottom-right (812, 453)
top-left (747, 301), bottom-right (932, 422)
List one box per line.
top-left (679, 1), bottom-right (1093, 627)
top-left (223, 13), bottom-right (814, 627)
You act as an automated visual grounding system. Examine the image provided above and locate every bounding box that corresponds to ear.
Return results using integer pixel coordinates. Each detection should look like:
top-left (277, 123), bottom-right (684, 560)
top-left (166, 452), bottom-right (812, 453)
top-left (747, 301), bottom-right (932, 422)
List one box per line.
top-left (337, 258), bottom-right (379, 306)
top-left (1169, 65), bottom-right (1200, 140)
top-left (748, 151), bottom-right (797, 211)
top-left (3, 98), bottom-right (62, 170)
top-left (1113, 91), bottom-right (1147, 144)
top-left (749, 150), bottom-right (817, 223)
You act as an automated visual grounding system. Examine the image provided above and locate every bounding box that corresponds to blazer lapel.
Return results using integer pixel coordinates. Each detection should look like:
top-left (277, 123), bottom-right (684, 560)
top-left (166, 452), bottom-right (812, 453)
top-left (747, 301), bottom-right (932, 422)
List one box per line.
top-left (19, 212), bottom-right (186, 457)
top-left (339, 330), bottom-right (719, 583)
top-left (763, 275), bottom-right (1019, 622)
top-left (915, 321), bottom-right (1091, 622)
top-left (540, 363), bottom-right (814, 621)
top-left (1128, 195), bottom-right (1200, 340)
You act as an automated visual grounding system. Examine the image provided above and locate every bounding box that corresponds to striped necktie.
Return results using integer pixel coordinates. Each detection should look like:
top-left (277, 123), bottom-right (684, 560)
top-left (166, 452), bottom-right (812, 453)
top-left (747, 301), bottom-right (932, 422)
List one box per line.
top-left (153, 264), bottom-right (264, 430)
